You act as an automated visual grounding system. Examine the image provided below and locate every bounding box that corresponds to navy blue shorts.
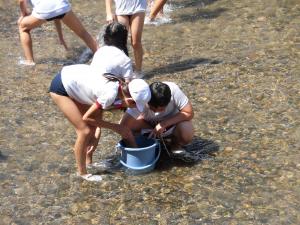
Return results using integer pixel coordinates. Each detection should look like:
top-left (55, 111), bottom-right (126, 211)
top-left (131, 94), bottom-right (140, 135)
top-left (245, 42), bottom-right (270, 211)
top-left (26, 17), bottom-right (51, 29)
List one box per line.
top-left (46, 13), bottom-right (66, 21)
top-left (49, 72), bottom-right (69, 97)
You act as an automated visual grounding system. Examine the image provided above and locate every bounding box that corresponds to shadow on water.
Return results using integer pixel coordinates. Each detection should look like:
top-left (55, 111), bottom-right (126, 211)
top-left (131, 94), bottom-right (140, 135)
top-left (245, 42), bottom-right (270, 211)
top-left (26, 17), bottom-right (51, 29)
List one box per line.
top-left (92, 136), bottom-right (220, 174)
top-left (38, 46), bottom-right (93, 66)
top-left (177, 7), bottom-right (227, 23)
top-left (145, 58), bottom-right (222, 78)
top-left (178, 0), bottom-right (219, 8)
top-left (156, 136), bottom-right (220, 171)
top-left (0, 151), bottom-right (8, 162)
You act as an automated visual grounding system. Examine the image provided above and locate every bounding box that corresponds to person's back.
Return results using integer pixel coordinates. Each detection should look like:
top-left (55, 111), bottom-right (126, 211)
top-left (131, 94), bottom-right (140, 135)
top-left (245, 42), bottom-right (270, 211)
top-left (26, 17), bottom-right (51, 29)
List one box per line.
top-left (90, 46), bottom-right (133, 80)
top-left (61, 64), bottom-right (119, 106)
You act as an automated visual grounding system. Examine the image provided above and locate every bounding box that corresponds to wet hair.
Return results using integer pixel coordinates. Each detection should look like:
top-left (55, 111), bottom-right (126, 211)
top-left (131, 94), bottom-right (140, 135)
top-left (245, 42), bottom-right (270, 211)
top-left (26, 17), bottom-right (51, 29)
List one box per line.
top-left (101, 22), bottom-right (129, 56)
top-left (148, 82), bottom-right (171, 108)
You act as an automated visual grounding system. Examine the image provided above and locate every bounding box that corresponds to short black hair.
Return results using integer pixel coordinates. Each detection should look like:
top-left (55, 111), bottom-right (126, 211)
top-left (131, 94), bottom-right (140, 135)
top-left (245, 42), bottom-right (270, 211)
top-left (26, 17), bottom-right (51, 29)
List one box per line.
top-left (148, 82), bottom-right (171, 108)
top-left (103, 22), bottom-right (129, 56)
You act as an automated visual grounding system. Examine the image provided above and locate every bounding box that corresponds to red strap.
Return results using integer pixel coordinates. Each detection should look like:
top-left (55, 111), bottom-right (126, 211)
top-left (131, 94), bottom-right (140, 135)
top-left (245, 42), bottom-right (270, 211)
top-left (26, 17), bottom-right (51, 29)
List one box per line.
top-left (95, 101), bottom-right (102, 109)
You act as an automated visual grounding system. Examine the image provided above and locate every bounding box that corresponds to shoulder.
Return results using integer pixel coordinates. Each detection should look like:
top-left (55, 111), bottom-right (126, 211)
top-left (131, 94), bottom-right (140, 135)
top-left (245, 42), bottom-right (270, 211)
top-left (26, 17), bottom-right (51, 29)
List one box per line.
top-left (163, 82), bottom-right (181, 92)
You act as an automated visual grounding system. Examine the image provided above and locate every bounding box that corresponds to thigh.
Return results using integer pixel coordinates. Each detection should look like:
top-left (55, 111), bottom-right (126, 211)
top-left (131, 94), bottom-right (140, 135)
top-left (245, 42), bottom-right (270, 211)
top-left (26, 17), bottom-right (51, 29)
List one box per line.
top-left (50, 93), bottom-right (89, 131)
top-left (116, 15), bottom-right (130, 31)
top-left (19, 15), bottom-right (45, 30)
top-left (129, 12), bottom-right (145, 42)
top-left (173, 121), bottom-right (194, 140)
top-left (61, 10), bottom-right (86, 33)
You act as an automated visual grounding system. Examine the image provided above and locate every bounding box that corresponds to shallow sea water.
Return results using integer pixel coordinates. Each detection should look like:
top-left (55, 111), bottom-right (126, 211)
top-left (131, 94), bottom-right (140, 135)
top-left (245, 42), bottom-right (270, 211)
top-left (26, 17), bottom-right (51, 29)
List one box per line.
top-left (0, 0), bottom-right (300, 224)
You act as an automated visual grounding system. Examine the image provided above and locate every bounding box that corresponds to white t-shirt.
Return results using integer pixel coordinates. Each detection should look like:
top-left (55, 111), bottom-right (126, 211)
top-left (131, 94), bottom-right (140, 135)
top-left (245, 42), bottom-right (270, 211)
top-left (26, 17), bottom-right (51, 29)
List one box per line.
top-left (127, 82), bottom-right (189, 124)
top-left (29, 0), bottom-right (71, 20)
top-left (114, 0), bottom-right (147, 15)
top-left (90, 46), bottom-right (133, 81)
top-left (61, 64), bottom-right (119, 108)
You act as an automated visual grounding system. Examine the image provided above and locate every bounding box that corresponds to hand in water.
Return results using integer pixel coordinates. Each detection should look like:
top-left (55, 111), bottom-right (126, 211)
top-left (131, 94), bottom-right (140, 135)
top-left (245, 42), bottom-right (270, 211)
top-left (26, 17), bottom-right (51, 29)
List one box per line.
top-left (148, 123), bottom-right (166, 139)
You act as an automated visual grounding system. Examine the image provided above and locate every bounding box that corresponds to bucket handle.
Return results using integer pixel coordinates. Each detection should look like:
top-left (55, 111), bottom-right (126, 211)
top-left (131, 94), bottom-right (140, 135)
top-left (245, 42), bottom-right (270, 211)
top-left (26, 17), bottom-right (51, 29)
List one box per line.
top-left (115, 144), bottom-right (123, 154)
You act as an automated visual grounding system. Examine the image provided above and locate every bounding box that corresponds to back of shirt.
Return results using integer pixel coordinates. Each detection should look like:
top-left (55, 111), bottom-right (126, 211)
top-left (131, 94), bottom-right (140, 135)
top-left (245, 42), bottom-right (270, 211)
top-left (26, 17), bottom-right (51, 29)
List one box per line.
top-left (61, 64), bottom-right (119, 108)
top-left (90, 46), bottom-right (133, 81)
top-left (127, 82), bottom-right (189, 123)
top-left (114, 0), bottom-right (147, 15)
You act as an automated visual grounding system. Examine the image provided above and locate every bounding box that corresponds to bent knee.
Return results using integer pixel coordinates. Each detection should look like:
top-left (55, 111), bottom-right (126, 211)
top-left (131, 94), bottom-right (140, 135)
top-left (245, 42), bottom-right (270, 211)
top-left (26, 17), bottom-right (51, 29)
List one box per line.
top-left (19, 21), bottom-right (31, 32)
top-left (180, 134), bottom-right (193, 145)
top-left (175, 122), bottom-right (194, 145)
top-left (76, 126), bottom-right (93, 137)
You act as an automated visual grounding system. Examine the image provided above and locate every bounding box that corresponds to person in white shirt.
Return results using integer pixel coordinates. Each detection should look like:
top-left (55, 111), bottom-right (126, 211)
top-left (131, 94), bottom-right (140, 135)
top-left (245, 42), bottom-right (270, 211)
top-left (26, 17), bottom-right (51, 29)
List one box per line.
top-left (120, 81), bottom-right (194, 151)
top-left (90, 22), bottom-right (134, 81)
top-left (18, 0), bottom-right (98, 65)
top-left (49, 65), bottom-right (151, 182)
top-left (105, 0), bottom-right (147, 77)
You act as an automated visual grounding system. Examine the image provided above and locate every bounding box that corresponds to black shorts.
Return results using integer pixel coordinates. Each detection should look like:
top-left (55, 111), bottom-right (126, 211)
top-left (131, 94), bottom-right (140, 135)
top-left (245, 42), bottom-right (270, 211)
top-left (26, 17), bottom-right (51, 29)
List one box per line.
top-left (46, 13), bottom-right (66, 21)
top-left (49, 72), bottom-right (69, 97)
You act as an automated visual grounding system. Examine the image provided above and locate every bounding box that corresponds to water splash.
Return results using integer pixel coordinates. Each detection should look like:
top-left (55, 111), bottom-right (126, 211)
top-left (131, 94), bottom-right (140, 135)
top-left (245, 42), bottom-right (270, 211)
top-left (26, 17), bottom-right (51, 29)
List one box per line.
top-left (18, 57), bottom-right (35, 66)
top-left (145, 3), bottom-right (175, 26)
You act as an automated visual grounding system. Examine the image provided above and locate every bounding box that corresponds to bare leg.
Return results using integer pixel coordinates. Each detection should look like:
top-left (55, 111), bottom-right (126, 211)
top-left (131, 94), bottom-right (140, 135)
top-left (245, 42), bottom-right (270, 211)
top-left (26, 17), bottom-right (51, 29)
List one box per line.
top-left (129, 13), bottom-right (145, 72)
top-left (86, 126), bottom-right (101, 164)
top-left (149, 0), bottom-right (167, 20)
top-left (54, 19), bottom-right (68, 50)
top-left (117, 13), bottom-right (145, 72)
top-left (50, 93), bottom-right (96, 175)
top-left (72, 101), bottom-right (101, 165)
top-left (172, 121), bottom-right (194, 148)
top-left (18, 15), bottom-right (45, 63)
top-left (62, 10), bottom-right (98, 53)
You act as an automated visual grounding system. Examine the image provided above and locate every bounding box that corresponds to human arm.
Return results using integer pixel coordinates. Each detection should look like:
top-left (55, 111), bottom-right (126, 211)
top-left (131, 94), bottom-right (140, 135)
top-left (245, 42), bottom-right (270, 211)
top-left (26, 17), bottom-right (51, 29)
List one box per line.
top-left (149, 0), bottom-right (167, 20)
top-left (105, 0), bottom-right (115, 23)
top-left (54, 19), bottom-right (68, 50)
top-left (149, 102), bottom-right (194, 138)
top-left (82, 103), bottom-right (138, 147)
top-left (19, 0), bottom-right (30, 16)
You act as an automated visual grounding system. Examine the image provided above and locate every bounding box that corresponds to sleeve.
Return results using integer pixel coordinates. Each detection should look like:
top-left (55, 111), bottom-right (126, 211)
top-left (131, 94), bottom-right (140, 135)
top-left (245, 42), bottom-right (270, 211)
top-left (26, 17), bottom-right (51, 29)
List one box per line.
top-left (169, 82), bottom-right (189, 110)
top-left (96, 82), bottom-right (119, 109)
top-left (126, 108), bottom-right (141, 119)
top-left (122, 58), bottom-right (133, 80)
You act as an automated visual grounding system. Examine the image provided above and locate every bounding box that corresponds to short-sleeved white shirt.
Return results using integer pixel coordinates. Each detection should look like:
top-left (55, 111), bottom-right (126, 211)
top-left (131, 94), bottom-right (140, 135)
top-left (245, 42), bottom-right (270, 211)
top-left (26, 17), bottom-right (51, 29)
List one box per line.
top-left (61, 64), bottom-right (119, 109)
top-left (114, 0), bottom-right (147, 15)
top-left (90, 46), bottom-right (133, 81)
top-left (29, 0), bottom-right (71, 20)
top-left (127, 82), bottom-right (189, 123)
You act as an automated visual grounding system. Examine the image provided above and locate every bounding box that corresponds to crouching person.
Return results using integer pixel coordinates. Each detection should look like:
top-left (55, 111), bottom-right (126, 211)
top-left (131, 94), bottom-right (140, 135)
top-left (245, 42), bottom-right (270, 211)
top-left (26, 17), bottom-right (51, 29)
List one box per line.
top-left (120, 81), bottom-right (194, 151)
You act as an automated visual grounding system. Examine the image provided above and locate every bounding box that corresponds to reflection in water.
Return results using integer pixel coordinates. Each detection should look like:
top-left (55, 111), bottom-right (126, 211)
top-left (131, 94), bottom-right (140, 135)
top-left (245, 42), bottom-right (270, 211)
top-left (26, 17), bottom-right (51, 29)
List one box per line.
top-left (0, 0), bottom-right (300, 224)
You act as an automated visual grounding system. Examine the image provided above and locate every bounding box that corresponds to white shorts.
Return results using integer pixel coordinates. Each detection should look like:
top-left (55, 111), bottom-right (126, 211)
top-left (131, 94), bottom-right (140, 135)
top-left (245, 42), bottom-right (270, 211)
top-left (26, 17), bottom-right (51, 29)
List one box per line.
top-left (114, 0), bottom-right (147, 15)
top-left (31, 0), bottom-right (71, 20)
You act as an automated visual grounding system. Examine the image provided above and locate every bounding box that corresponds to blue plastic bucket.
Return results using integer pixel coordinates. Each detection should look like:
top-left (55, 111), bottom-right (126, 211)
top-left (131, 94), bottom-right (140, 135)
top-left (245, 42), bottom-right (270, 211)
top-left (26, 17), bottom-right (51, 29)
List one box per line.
top-left (116, 136), bottom-right (161, 173)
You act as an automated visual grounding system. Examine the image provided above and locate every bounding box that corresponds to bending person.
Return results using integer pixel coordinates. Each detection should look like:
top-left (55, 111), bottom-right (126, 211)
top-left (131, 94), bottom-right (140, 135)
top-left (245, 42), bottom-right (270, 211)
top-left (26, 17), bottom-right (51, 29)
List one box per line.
top-left (18, 0), bottom-right (98, 65)
top-left (120, 81), bottom-right (194, 151)
top-left (49, 64), bottom-right (151, 181)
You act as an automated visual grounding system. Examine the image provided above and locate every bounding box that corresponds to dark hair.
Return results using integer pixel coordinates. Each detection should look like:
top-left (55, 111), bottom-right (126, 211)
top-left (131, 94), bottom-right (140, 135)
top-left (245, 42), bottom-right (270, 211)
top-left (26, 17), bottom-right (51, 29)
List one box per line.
top-left (103, 73), bottom-right (129, 96)
top-left (102, 22), bottom-right (129, 56)
top-left (148, 82), bottom-right (171, 108)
